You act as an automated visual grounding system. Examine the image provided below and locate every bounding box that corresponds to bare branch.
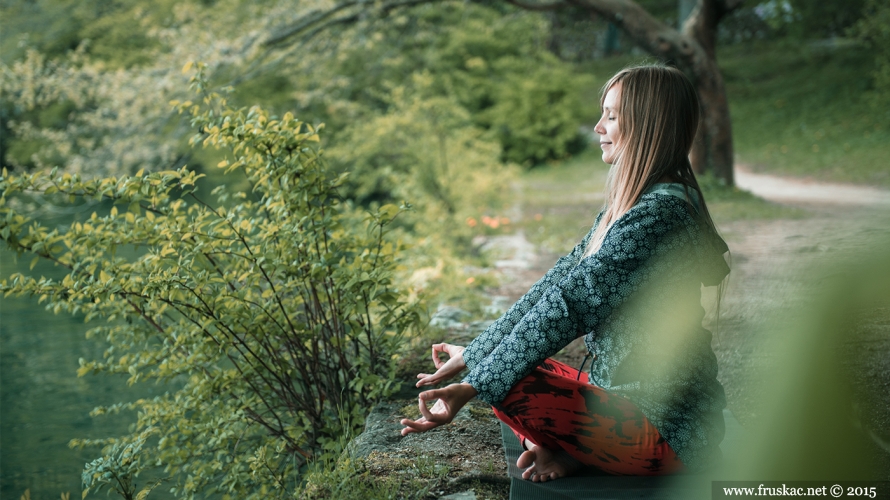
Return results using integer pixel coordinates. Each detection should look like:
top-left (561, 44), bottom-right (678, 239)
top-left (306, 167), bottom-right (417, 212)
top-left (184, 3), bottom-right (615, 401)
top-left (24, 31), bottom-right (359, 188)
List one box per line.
top-left (567, 0), bottom-right (701, 69)
top-left (262, 0), bottom-right (364, 48)
top-left (262, 0), bottom-right (453, 49)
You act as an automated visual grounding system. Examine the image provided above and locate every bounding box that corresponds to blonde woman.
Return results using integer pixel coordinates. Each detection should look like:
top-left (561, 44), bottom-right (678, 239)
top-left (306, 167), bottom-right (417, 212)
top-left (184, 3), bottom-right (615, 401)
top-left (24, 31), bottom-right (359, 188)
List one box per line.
top-left (400, 65), bottom-right (730, 481)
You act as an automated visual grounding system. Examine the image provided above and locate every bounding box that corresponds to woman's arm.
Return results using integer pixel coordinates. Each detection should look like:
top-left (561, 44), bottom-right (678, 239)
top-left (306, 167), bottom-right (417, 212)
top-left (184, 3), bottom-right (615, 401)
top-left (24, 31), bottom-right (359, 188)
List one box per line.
top-left (464, 199), bottom-right (691, 406)
top-left (462, 225), bottom-right (597, 372)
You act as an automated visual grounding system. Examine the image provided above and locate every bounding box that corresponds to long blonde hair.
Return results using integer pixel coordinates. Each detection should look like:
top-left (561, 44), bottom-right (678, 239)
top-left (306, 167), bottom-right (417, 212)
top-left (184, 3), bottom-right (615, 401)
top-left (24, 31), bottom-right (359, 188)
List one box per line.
top-left (584, 64), bottom-right (715, 257)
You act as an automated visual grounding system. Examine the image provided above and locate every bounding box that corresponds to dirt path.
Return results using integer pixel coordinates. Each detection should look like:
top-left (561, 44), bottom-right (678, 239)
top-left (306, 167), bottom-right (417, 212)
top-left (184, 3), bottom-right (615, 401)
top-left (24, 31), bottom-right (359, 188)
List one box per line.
top-left (735, 164), bottom-right (890, 207)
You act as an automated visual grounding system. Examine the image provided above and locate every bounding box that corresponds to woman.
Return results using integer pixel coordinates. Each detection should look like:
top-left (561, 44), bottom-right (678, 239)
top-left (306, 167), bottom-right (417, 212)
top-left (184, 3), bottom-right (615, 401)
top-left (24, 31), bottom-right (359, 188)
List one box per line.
top-left (400, 64), bottom-right (730, 482)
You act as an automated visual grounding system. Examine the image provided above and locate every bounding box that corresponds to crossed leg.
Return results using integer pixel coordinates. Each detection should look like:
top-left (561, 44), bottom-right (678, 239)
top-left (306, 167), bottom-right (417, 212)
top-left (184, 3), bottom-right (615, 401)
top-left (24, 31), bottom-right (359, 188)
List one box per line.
top-left (492, 358), bottom-right (684, 481)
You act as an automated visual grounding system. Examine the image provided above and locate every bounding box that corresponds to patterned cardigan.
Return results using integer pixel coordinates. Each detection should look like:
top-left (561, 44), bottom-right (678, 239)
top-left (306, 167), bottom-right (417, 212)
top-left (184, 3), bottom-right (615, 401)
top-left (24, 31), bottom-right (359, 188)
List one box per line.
top-left (462, 186), bottom-right (731, 471)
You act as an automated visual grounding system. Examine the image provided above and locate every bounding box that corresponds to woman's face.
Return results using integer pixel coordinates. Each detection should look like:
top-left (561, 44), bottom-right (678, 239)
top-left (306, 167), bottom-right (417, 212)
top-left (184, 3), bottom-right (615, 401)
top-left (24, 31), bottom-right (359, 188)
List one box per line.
top-left (595, 83), bottom-right (621, 165)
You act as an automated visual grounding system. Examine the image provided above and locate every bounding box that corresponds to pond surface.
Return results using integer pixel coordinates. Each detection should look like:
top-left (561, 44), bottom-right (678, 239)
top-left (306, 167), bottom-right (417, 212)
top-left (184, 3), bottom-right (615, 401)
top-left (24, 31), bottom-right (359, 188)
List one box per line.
top-left (0, 247), bottom-right (164, 499)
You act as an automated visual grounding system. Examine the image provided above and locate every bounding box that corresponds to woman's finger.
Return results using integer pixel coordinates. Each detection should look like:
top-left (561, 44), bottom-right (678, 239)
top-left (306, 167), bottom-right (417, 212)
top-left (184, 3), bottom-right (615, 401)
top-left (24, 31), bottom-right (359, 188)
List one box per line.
top-left (416, 374), bottom-right (437, 387)
top-left (418, 390), bottom-right (448, 421)
top-left (416, 369), bottom-right (449, 387)
top-left (431, 343), bottom-right (448, 368)
top-left (418, 394), bottom-right (435, 420)
top-left (400, 417), bottom-right (436, 435)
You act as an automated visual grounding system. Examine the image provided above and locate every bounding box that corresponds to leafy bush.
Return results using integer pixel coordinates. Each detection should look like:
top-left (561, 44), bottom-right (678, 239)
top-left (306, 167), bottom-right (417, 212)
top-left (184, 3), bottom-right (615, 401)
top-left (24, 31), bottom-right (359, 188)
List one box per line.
top-left (421, 8), bottom-right (592, 165)
top-left (282, 3), bottom-right (591, 168)
top-left (328, 79), bottom-right (517, 253)
top-left (0, 48), bottom-right (184, 176)
top-left (850, 0), bottom-right (890, 109)
top-left (1, 66), bottom-right (423, 499)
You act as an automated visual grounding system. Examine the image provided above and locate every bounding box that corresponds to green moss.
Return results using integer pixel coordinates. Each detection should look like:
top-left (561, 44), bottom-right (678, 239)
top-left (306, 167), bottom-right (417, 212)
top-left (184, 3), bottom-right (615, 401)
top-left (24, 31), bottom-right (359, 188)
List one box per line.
top-left (466, 403), bottom-right (494, 420)
top-left (400, 403), bottom-right (422, 420)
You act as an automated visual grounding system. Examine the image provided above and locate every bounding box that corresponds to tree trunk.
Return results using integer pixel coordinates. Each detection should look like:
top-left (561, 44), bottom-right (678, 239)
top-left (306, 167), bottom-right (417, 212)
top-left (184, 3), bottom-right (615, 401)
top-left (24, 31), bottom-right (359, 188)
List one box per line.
top-left (680, 0), bottom-right (735, 184)
top-left (569, 0), bottom-right (741, 185)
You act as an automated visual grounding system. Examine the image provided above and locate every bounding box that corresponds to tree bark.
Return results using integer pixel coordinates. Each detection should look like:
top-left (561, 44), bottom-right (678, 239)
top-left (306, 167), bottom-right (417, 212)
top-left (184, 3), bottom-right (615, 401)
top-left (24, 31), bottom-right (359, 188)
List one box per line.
top-left (567, 0), bottom-right (740, 185)
top-left (681, 0), bottom-right (738, 184)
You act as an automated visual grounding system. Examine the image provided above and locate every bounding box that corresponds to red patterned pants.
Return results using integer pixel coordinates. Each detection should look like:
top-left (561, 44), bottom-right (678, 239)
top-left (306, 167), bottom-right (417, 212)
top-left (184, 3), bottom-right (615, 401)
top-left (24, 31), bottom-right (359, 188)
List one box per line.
top-left (492, 358), bottom-right (684, 476)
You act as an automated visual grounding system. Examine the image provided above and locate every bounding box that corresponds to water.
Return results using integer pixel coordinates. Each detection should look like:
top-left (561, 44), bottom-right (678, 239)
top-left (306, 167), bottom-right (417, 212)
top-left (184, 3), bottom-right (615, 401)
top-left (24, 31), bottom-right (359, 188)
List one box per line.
top-left (0, 247), bottom-right (156, 499)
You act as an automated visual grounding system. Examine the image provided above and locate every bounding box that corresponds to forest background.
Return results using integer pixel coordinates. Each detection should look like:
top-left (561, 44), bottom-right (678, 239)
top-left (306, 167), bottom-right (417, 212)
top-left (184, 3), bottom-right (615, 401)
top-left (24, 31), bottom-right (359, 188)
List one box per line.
top-left (1, 0), bottom-right (888, 498)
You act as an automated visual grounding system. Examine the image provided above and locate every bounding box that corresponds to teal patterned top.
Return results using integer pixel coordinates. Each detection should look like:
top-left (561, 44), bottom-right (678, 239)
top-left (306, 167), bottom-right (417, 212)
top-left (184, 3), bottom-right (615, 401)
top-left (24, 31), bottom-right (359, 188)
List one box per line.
top-left (462, 185), bottom-right (730, 471)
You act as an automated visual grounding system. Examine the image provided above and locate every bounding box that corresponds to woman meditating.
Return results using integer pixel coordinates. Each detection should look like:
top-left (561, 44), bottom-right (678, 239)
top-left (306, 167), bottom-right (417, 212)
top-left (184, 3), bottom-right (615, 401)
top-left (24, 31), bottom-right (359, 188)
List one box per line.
top-left (400, 64), bottom-right (730, 482)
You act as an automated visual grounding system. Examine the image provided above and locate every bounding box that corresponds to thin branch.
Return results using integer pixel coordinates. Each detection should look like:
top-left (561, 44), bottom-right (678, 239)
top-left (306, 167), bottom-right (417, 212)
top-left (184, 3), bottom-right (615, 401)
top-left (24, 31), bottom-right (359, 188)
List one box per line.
top-left (567, 0), bottom-right (701, 69)
top-left (260, 0), bottom-right (454, 50)
top-left (504, 0), bottom-right (568, 11)
top-left (262, 0), bottom-right (366, 48)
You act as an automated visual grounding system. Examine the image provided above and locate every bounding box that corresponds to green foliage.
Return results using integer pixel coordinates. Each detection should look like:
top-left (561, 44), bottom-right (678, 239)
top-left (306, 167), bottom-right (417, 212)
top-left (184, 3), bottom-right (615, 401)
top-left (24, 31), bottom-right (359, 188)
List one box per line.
top-left (297, 456), bottom-right (405, 499)
top-left (328, 79), bottom-right (517, 254)
top-left (1, 67), bottom-right (424, 498)
top-left (744, 0), bottom-right (867, 39)
top-left (276, 3), bottom-right (591, 167)
top-left (0, 0), bottom-right (288, 177)
top-left (416, 6), bottom-right (591, 165)
top-left (80, 429), bottom-right (165, 500)
top-left (0, 0), bottom-right (183, 67)
top-left (0, 48), bottom-right (187, 176)
top-left (850, 0), bottom-right (890, 109)
top-left (783, 0), bottom-right (867, 39)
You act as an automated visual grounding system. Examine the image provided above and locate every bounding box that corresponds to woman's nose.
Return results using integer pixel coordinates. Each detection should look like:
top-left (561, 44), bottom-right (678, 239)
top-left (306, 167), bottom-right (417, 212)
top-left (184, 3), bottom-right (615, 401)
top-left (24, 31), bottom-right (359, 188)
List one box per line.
top-left (594, 119), bottom-right (605, 135)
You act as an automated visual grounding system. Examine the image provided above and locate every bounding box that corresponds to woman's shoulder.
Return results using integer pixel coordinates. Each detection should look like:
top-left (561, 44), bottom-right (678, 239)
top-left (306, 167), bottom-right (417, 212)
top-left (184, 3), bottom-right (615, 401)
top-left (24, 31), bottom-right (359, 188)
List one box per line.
top-left (632, 190), bottom-right (730, 283)
top-left (619, 190), bottom-right (699, 229)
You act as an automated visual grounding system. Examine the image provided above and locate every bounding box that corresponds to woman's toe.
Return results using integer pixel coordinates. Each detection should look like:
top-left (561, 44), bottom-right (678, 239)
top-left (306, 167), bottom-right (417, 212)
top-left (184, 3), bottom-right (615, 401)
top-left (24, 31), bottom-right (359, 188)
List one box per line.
top-left (517, 450), bottom-right (536, 469)
top-left (522, 467), bottom-right (535, 480)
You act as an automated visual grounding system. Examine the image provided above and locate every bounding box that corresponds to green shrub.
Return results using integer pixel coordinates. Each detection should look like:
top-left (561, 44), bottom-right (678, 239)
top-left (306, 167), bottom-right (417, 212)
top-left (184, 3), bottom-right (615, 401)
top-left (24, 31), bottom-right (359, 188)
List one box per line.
top-left (850, 0), bottom-right (890, 109)
top-left (283, 3), bottom-right (591, 168)
top-left (328, 80), bottom-right (518, 253)
top-left (423, 9), bottom-right (592, 165)
top-left (1, 66), bottom-right (423, 499)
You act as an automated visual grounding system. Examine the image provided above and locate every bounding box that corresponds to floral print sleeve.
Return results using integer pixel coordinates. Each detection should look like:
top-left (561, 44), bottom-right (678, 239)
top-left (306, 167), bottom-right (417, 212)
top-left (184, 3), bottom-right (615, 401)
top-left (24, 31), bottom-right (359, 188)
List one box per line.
top-left (461, 225), bottom-right (596, 373)
top-left (463, 199), bottom-right (685, 406)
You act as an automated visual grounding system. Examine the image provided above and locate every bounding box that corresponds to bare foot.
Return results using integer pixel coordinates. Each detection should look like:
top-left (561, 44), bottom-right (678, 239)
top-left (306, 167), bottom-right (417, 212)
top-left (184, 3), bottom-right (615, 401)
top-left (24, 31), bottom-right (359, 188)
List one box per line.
top-left (516, 442), bottom-right (582, 482)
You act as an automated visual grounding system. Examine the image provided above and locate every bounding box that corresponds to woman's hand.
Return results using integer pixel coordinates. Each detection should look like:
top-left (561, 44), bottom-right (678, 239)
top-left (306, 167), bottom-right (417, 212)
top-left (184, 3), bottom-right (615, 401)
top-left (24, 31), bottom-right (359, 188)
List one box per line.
top-left (400, 383), bottom-right (478, 436)
top-left (416, 343), bottom-right (466, 388)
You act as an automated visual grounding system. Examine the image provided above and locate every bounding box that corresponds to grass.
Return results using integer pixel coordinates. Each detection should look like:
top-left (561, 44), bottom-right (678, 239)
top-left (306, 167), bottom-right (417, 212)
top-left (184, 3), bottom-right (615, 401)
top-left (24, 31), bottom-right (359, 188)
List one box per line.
top-left (517, 151), bottom-right (610, 254)
top-left (697, 174), bottom-right (805, 224)
top-left (516, 151), bottom-right (800, 254)
top-left (720, 40), bottom-right (889, 186)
